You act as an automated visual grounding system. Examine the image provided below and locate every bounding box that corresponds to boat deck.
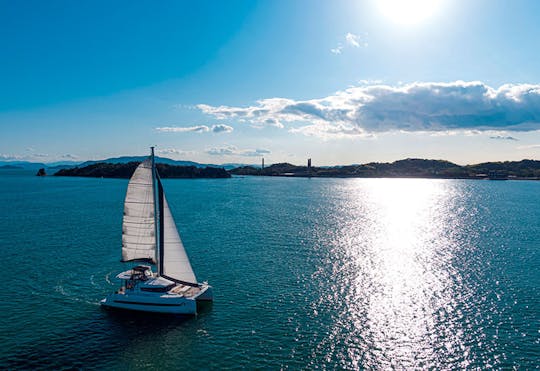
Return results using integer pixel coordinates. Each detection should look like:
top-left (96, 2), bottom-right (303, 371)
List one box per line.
top-left (115, 282), bottom-right (201, 298)
top-left (169, 284), bottom-right (201, 297)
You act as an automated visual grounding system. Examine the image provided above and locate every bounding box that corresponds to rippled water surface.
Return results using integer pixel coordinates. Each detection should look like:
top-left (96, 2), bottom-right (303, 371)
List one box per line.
top-left (0, 171), bottom-right (538, 369)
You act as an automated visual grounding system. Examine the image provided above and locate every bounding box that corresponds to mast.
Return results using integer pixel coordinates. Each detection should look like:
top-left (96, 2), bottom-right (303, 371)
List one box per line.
top-left (150, 146), bottom-right (160, 273)
top-left (158, 175), bottom-right (165, 275)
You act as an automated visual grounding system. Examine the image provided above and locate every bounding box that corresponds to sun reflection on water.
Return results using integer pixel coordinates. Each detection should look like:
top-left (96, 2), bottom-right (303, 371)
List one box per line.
top-left (315, 178), bottom-right (478, 369)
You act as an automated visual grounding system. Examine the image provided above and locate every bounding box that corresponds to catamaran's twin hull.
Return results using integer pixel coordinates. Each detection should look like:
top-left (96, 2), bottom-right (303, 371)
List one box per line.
top-left (194, 287), bottom-right (213, 301)
top-left (101, 294), bottom-right (197, 314)
top-left (101, 285), bottom-right (213, 315)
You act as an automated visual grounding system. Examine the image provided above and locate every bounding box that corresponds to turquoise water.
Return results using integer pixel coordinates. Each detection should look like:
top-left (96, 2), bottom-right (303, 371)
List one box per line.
top-left (0, 171), bottom-right (538, 369)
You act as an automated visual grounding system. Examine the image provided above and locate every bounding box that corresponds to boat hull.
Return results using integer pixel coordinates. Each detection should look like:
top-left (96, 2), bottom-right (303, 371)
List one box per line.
top-left (100, 293), bottom-right (197, 315)
top-left (195, 284), bottom-right (213, 302)
top-left (101, 284), bottom-right (213, 315)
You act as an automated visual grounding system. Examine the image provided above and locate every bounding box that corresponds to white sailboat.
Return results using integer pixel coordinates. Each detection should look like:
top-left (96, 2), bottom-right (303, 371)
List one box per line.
top-left (101, 147), bottom-right (212, 314)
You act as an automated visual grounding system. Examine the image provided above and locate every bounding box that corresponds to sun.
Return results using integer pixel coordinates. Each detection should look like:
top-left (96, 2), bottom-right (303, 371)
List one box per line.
top-left (378, 0), bottom-right (443, 26)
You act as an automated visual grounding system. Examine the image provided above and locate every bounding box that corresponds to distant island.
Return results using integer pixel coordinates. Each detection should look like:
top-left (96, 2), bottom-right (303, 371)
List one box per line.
top-left (229, 159), bottom-right (540, 180)
top-left (4, 157), bottom-right (540, 180)
top-left (54, 162), bottom-right (231, 178)
top-left (0, 156), bottom-right (245, 171)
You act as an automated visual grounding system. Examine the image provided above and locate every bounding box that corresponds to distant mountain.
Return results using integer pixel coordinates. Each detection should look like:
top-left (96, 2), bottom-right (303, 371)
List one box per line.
top-left (77, 156), bottom-right (203, 168)
top-left (0, 164), bottom-right (23, 170)
top-left (466, 159), bottom-right (540, 178)
top-left (0, 157), bottom-right (253, 170)
top-left (54, 162), bottom-right (231, 179)
top-left (229, 158), bottom-right (540, 179)
top-left (0, 161), bottom-right (48, 170)
top-left (221, 163), bottom-right (260, 170)
top-left (45, 161), bottom-right (83, 167)
top-left (75, 156), bottom-right (239, 169)
top-left (46, 164), bottom-right (78, 170)
top-left (8, 156), bottom-right (539, 179)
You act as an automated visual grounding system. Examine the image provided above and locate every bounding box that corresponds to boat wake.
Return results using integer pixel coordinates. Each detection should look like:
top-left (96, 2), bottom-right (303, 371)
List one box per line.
top-left (54, 284), bottom-right (99, 306)
top-left (105, 272), bottom-right (114, 285)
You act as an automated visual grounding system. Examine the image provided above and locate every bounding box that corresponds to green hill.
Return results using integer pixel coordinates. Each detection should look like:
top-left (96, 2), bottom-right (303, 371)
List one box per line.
top-left (229, 158), bottom-right (540, 179)
top-left (54, 162), bottom-right (231, 179)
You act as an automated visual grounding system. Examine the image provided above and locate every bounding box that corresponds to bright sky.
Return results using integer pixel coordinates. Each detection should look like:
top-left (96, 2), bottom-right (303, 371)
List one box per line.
top-left (1, 0), bottom-right (540, 165)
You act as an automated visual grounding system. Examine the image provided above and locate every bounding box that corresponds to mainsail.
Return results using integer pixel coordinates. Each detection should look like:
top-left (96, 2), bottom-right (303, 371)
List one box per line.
top-left (121, 159), bottom-right (157, 263)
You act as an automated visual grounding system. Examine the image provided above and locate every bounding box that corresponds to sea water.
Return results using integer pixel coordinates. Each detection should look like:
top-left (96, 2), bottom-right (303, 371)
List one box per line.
top-left (0, 171), bottom-right (538, 369)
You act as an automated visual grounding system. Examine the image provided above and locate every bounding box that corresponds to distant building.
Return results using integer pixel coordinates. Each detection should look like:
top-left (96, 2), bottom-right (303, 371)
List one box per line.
top-left (262, 158), bottom-right (265, 170)
top-left (307, 158), bottom-right (312, 177)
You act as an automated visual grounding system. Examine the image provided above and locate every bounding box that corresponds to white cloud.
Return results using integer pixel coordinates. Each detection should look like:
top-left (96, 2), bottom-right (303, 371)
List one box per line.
top-left (241, 148), bottom-right (271, 157)
top-left (517, 144), bottom-right (540, 150)
top-left (198, 101), bottom-right (286, 128)
top-left (211, 124), bottom-right (234, 133)
top-left (19, 147), bottom-right (49, 159)
top-left (489, 135), bottom-right (518, 141)
top-left (1, 153), bottom-right (48, 160)
top-left (156, 148), bottom-right (195, 156)
top-left (205, 145), bottom-right (270, 157)
top-left (206, 145), bottom-right (236, 156)
top-left (345, 32), bottom-right (360, 47)
top-left (289, 123), bottom-right (368, 139)
top-left (156, 125), bottom-right (210, 133)
top-left (156, 124), bottom-right (233, 134)
top-left (331, 32), bottom-right (367, 55)
top-left (0, 154), bottom-right (23, 160)
top-left (61, 154), bottom-right (78, 159)
top-left (197, 81), bottom-right (540, 138)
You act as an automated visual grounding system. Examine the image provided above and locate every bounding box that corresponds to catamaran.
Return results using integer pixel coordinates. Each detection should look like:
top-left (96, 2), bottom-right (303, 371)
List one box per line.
top-left (101, 147), bottom-right (212, 314)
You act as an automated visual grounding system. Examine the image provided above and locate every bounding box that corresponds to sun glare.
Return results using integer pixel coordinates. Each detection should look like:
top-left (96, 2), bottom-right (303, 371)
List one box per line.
top-left (378, 0), bottom-right (442, 25)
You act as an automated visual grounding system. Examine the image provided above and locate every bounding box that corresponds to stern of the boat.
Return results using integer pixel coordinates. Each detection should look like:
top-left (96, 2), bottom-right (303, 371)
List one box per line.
top-left (195, 283), bottom-right (213, 302)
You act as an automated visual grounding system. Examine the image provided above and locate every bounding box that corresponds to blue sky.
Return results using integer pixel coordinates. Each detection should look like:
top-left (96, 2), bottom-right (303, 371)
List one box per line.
top-left (1, 0), bottom-right (540, 165)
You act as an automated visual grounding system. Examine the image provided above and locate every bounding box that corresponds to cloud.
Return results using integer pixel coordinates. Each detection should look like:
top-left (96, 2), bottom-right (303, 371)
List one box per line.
top-left (206, 146), bottom-right (236, 156)
top-left (1, 153), bottom-right (48, 160)
top-left (156, 125), bottom-right (210, 133)
top-left (241, 148), bottom-right (271, 157)
top-left (345, 32), bottom-right (360, 47)
top-left (331, 32), bottom-right (367, 54)
top-left (59, 154), bottom-right (77, 159)
top-left (211, 124), bottom-right (234, 133)
top-left (23, 147), bottom-right (48, 158)
top-left (0, 154), bottom-right (23, 160)
top-left (489, 135), bottom-right (518, 141)
top-left (517, 144), bottom-right (540, 150)
top-left (197, 81), bottom-right (540, 138)
top-left (156, 124), bottom-right (233, 134)
top-left (205, 145), bottom-right (270, 157)
top-left (198, 101), bottom-right (287, 128)
top-left (156, 148), bottom-right (195, 156)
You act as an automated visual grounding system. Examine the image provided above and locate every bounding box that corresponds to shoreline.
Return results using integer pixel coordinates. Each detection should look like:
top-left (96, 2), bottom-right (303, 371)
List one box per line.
top-left (232, 174), bottom-right (540, 181)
